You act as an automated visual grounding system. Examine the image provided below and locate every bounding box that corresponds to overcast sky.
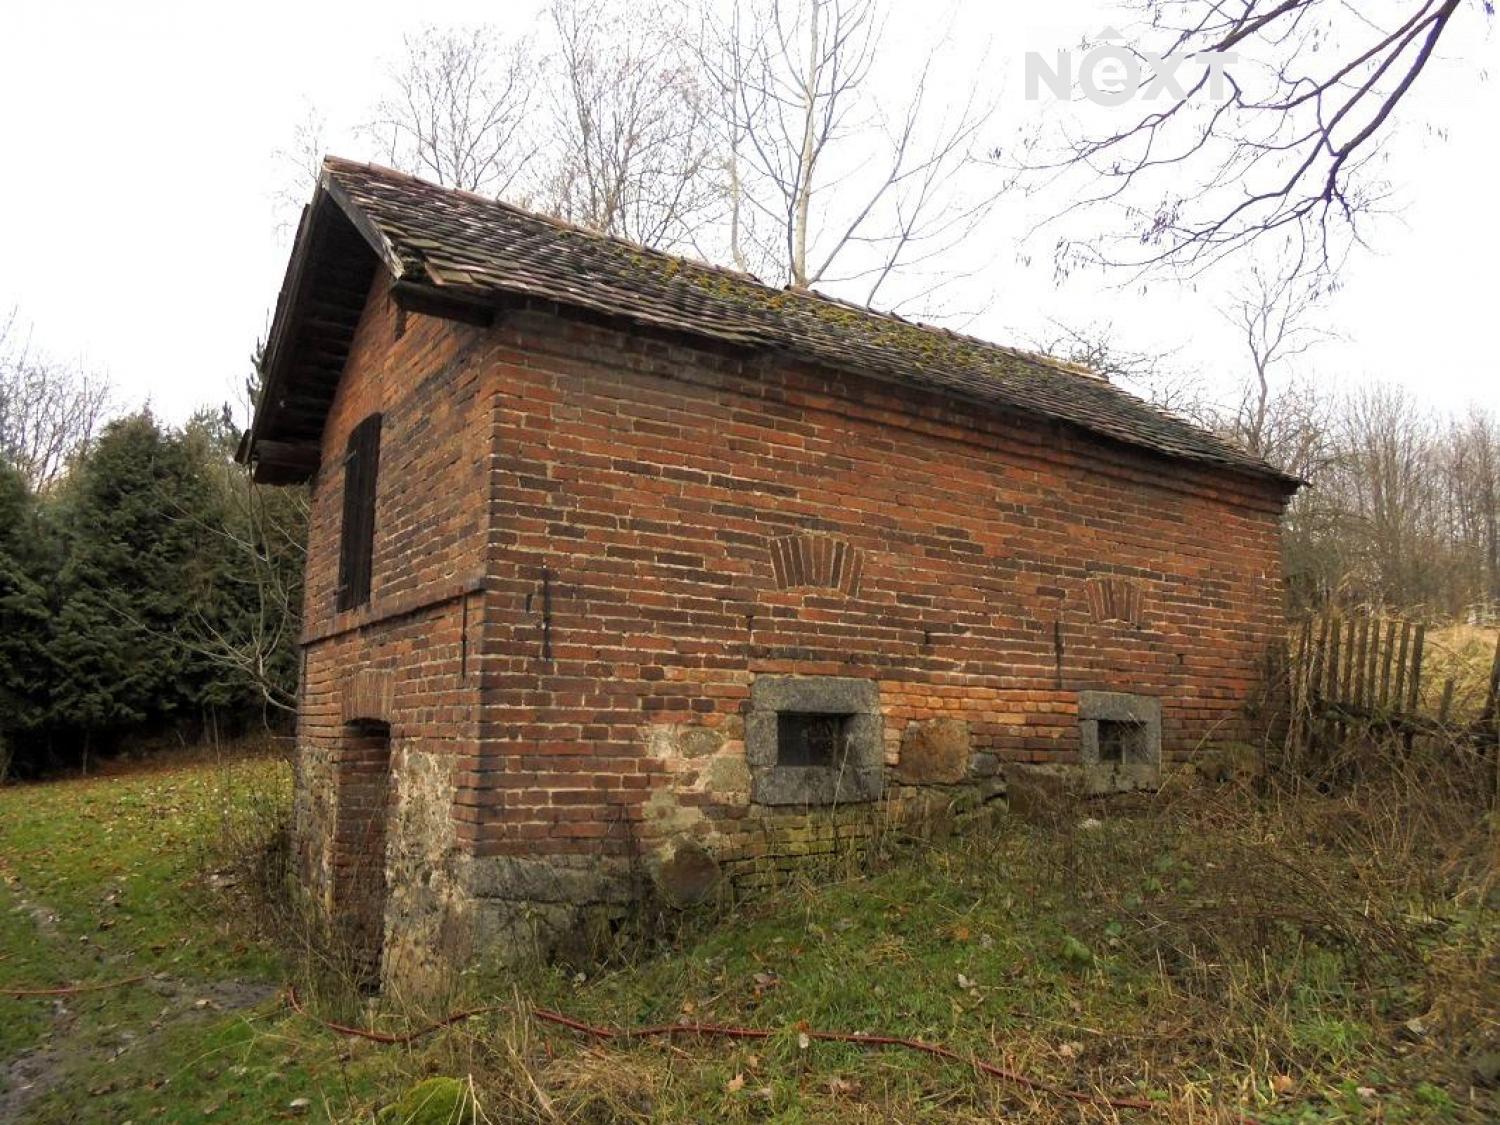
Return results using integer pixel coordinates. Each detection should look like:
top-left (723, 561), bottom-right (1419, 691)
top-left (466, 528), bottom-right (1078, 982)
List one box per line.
top-left (3, 1), bottom-right (1496, 427)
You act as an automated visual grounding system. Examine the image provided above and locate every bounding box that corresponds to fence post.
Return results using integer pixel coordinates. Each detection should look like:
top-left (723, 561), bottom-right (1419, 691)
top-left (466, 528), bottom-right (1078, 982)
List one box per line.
top-left (1353, 617), bottom-right (1370, 715)
top-left (1378, 621), bottom-right (1397, 712)
top-left (1393, 622), bottom-right (1411, 716)
top-left (1406, 624), bottom-right (1426, 717)
top-left (1480, 631), bottom-right (1500, 732)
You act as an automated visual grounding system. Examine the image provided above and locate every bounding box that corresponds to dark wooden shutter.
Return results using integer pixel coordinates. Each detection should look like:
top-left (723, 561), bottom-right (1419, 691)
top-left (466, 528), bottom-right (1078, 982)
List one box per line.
top-left (337, 413), bottom-right (382, 611)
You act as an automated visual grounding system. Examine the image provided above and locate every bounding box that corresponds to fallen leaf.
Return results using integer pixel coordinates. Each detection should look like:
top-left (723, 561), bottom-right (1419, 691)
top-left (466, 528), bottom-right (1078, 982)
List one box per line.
top-left (726, 1073), bottom-right (745, 1094)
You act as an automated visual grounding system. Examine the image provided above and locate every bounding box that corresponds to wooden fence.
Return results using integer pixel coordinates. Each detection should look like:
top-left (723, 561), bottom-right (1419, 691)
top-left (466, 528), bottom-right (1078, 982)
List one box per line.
top-left (1288, 609), bottom-right (1500, 749)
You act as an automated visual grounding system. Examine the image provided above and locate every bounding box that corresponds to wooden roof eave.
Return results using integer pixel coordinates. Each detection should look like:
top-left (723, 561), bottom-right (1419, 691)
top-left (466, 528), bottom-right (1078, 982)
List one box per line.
top-left (240, 182), bottom-right (398, 484)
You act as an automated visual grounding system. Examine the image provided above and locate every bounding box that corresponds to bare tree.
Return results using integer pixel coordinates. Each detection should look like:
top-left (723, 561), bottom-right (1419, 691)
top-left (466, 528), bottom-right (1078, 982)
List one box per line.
top-left (171, 400), bottom-right (307, 718)
top-left (542, 0), bottom-right (721, 248)
top-left (270, 100), bottom-right (330, 234)
top-left (1036, 319), bottom-right (1211, 421)
top-left (0, 309), bottom-right (111, 491)
top-left (1440, 407), bottom-right (1500, 616)
top-left (367, 26), bottom-right (540, 196)
top-left (185, 468), bottom-right (307, 716)
top-left (697, 0), bottom-right (1000, 307)
top-left (1221, 263), bottom-right (1330, 457)
top-left (1328, 386), bottom-right (1448, 608)
top-left (1015, 1), bottom-right (1482, 279)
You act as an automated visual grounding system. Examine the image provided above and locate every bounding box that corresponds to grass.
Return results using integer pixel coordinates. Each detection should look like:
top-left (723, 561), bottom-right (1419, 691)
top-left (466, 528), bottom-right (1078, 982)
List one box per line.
top-left (0, 746), bottom-right (387, 1123)
top-left (1, 741), bottom-right (1496, 1122)
top-left (479, 785), bottom-right (1496, 1122)
top-left (1423, 625), bottom-right (1499, 722)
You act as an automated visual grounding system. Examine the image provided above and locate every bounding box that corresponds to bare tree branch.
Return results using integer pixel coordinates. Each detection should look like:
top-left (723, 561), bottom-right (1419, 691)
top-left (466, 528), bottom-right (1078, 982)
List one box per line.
top-left (696, 0), bottom-right (1001, 309)
top-left (366, 26), bottom-right (541, 196)
top-left (0, 309), bottom-right (112, 491)
top-left (1220, 261), bottom-right (1332, 455)
top-left (1008, 0), bottom-right (1480, 281)
top-left (542, 0), bottom-right (721, 249)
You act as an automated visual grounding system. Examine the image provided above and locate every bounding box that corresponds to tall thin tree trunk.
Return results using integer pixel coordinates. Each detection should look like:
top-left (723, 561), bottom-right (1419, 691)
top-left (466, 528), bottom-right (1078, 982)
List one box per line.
top-left (792, 0), bottom-right (820, 287)
top-left (729, 146), bottom-right (748, 272)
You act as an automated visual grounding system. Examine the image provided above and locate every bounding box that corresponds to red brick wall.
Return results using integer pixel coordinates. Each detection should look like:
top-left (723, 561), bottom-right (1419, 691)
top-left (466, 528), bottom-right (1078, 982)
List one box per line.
top-left (465, 309), bottom-right (1289, 867)
top-left (297, 273), bottom-right (490, 915)
top-left (296, 275), bottom-right (1288, 906)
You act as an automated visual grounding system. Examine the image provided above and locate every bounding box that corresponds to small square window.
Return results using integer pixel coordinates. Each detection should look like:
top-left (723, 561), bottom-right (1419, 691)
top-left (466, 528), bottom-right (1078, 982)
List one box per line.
top-left (776, 713), bottom-right (850, 768)
top-left (1096, 719), bottom-right (1148, 763)
top-left (745, 677), bottom-right (883, 806)
top-left (1078, 691), bottom-right (1163, 795)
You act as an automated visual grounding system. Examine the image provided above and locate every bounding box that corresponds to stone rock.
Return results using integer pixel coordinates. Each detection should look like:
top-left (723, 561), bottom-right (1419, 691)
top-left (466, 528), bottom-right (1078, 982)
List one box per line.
top-left (679, 727), bottom-right (723, 759)
top-left (657, 841), bottom-right (721, 906)
top-left (976, 774), bottom-right (1007, 803)
top-left (377, 1078), bottom-right (476, 1124)
top-left (1003, 764), bottom-right (1080, 821)
top-left (896, 718), bottom-right (971, 784)
top-left (1193, 741), bottom-right (1265, 785)
top-left (643, 787), bottom-right (705, 833)
top-left (706, 754), bottom-right (751, 794)
top-left (648, 724), bottom-right (725, 761)
top-left (969, 751), bottom-right (1000, 778)
top-left (468, 855), bottom-right (628, 904)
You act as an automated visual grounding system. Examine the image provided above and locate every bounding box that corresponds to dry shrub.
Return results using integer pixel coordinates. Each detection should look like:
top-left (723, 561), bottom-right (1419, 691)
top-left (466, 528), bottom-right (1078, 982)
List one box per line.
top-left (1050, 728), bottom-right (1498, 1093)
top-left (535, 1047), bottom-right (660, 1123)
top-left (1423, 624), bottom-right (1500, 723)
top-left (195, 743), bottom-right (387, 1019)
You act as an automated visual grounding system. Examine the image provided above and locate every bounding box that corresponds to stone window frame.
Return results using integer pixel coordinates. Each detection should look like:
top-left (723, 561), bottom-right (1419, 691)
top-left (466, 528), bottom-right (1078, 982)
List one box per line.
top-left (745, 676), bottom-right (884, 806)
top-left (1078, 690), bottom-right (1162, 793)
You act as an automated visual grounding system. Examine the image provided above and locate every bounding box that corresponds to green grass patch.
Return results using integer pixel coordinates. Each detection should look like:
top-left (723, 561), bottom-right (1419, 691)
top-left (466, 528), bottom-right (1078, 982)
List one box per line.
top-left (2, 750), bottom-right (1496, 1122)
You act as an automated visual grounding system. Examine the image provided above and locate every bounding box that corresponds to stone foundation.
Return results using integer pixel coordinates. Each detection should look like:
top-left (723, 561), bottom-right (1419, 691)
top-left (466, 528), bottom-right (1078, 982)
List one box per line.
top-left (380, 743), bottom-right (471, 997)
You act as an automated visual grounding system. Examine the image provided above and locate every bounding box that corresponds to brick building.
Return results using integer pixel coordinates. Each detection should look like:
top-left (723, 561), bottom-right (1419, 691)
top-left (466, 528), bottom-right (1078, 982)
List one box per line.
top-left (240, 158), bottom-right (1299, 991)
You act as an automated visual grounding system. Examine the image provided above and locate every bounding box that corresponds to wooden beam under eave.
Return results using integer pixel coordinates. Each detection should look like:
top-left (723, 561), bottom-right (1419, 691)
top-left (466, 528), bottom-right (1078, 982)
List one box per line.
top-left (390, 280), bottom-right (497, 327)
top-left (252, 440), bottom-right (321, 484)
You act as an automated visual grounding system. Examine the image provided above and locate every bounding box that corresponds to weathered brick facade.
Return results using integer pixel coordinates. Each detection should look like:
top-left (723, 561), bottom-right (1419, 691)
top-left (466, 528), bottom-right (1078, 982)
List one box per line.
top-left (286, 266), bottom-right (1290, 990)
top-left (250, 161), bottom-right (1295, 992)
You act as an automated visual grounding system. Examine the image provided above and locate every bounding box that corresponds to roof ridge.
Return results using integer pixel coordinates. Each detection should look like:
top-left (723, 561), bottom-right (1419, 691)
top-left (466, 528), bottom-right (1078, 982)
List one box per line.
top-left (321, 155), bottom-right (770, 288)
top-left (322, 156), bottom-right (1107, 388)
top-left (313, 155), bottom-right (1298, 488)
top-left (788, 286), bottom-right (1108, 383)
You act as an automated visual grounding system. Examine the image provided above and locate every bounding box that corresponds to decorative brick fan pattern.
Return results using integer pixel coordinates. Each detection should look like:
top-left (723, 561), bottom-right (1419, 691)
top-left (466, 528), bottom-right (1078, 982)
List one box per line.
top-left (1085, 576), bottom-right (1144, 625)
top-left (769, 534), bottom-right (863, 595)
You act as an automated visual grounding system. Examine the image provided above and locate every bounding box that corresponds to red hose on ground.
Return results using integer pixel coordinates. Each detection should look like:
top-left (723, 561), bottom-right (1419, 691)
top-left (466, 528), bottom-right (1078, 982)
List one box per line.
top-left (531, 1008), bottom-right (1156, 1113)
top-left (281, 986), bottom-right (1156, 1114)
top-left (283, 986), bottom-right (508, 1045)
top-left (9, 979), bottom-right (1261, 1119)
top-left (0, 974), bottom-right (146, 997)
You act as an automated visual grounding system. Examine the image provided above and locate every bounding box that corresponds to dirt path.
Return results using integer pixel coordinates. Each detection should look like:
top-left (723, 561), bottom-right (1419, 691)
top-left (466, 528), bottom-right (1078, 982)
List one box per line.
top-left (1, 976), bottom-right (277, 1122)
top-left (0, 887), bottom-right (277, 1123)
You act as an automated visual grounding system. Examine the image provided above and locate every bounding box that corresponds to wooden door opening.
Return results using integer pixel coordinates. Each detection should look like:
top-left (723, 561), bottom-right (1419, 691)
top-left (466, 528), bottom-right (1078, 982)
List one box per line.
top-left (332, 719), bottom-right (393, 987)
